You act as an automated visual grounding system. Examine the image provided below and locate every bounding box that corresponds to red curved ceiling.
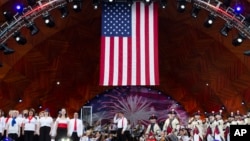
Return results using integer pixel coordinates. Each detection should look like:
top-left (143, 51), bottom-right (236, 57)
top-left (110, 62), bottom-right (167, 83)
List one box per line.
top-left (0, 0), bottom-right (250, 117)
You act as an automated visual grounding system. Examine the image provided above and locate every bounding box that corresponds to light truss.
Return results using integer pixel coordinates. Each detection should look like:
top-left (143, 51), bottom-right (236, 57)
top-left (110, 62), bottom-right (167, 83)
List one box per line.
top-left (1, 0), bottom-right (250, 45)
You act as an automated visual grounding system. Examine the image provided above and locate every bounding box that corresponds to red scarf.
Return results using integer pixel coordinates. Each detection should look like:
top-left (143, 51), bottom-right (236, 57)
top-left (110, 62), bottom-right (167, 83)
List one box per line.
top-left (5, 117), bottom-right (10, 123)
top-left (28, 116), bottom-right (33, 123)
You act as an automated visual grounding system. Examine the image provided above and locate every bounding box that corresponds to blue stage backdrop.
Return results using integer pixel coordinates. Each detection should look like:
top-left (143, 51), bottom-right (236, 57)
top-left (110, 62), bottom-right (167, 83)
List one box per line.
top-left (84, 86), bottom-right (188, 127)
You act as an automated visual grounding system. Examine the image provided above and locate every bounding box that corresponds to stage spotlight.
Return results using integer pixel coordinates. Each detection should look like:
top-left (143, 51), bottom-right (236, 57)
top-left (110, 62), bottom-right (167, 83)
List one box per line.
top-left (232, 32), bottom-right (246, 46)
top-left (25, 21), bottom-right (39, 35)
top-left (220, 23), bottom-right (232, 37)
top-left (13, 31), bottom-right (27, 45)
top-left (27, 0), bottom-right (37, 6)
top-left (234, 5), bottom-right (243, 15)
top-left (59, 4), bottom-right (69, 18)
top-left (18, 98), bottom-right (23, 103)
top-left (16, 4), bottom-right (24, 15)
top-left (177, 0), bottom-right (186, 13)
top-left (160, 0), bottom-right (167, 9)
top-left (191, 5), bottom-right (201, 18)
top-left (204, 14), bottom-right (215, 28)
top-left (43, 13), bottom-right (55, 27)
top-left (3, 11), bottom-right (14, 23)
top-left (93, 0), bottom-right (100, 9)
top-left (0, 44), bottom-right (15, 55)
top-left (72, 0), bottom-right (82, 12)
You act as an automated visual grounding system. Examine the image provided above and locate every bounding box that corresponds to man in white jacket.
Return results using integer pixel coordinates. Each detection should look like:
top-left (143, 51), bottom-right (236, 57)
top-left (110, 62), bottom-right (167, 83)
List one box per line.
top-left (68, 112), bottom-right (83, 141)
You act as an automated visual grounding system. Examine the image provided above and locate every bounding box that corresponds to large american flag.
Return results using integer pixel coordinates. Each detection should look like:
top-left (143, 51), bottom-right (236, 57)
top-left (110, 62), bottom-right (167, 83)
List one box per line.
top-left (99, 2), bottom-right (159, 86)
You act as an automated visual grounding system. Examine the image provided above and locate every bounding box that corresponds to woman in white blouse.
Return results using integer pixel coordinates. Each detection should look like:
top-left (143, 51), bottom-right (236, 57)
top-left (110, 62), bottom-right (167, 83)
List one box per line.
top-left (22, 108), bottom-right (38, 141)
top-left (38, 109), bottom-right (53, 141)
top-left (6, 110), bottom-right (21, 141)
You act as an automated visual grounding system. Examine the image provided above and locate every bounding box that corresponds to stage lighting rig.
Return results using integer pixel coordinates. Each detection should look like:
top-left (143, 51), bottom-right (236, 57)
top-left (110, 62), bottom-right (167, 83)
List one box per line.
top-left (204, 13), bottom-right (216, 28)
top-left (220, 22), bottom-right (232, 37)
top-left (16, 4), bottom-right (24, 15)
top-left (59, 4), bottom-right (69, 18)
top-left (72, 0), bottom-right (83, 12)
top-left (232, 32), bottom-right (246, 46)
top-left (43, 12), bottom-right (55, 27)
top-left (3, 11), bottom-right (14, 23)
top-left (0, 43), bottom-right (15, 55)
top-left (13, 31), bottom-right (27, 45)
top-left (93, 0), bottom-right (101, 9)
top-left (24, 19), bottom-right (39, 35)
top-left (177, 0), bottom-right (186, 13)
top-left (191, 4), bottom-right (201, 18)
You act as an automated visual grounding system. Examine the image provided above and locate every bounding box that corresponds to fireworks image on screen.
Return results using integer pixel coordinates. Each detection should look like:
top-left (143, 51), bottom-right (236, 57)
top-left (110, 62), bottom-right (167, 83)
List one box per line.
top-left (84, 86), bottom-right (188, 127)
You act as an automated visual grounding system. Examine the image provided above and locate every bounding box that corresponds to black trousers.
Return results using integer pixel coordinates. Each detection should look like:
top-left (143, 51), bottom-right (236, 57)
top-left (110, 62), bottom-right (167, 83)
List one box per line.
top-left (117, 128), bottom-right (126, 141)
top-left (70, 132), bottom-right (80, 141)
top-left (39, 126), bottom-right (51, 141)
top-left (55, 128), bottom-right (67, 141)
top-left (8, 133), bottom-right (18, 141)
top-left (24, 131), bottom-right (34, 141)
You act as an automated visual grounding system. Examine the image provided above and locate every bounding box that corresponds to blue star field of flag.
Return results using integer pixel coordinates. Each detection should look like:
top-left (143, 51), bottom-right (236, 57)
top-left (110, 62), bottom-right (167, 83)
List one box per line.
top-left (102, 3), bottom-right (132, 37)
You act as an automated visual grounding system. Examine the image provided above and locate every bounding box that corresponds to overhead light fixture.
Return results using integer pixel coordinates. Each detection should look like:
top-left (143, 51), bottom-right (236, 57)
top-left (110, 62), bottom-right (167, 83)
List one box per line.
top-left (191, 4), bottom-right (201, 18)
top-left (25, 19), bottom-right (39, 35)
top-left (232, 32), bottom-right (246, 46)
top-left (16, 4), bottom-right (24, 15)
top-left (234, 4), bottom-right (243, 15)
top-left (204, 14), bottom-right (216, 28)
top-left (13, 31), bottom-right (27, 45)
top-left (59, 4), bottom-right (69, 18)
top-left (160, 0), bottom-right (167, 9)
top-left (72, 0), bottom-right (82, 12)
top-left (39, 104), bottom-right (43, 109)
top-left (43, 13), bottom-right (55, 27)
top-left (93, 0), bottom-right (100, 9)
top-left (177, 0), bottom-right (186, 13)
top-left (220, 22), bottom-right (232, 37)
top-left (0, 43), bottom-right (15, 55)
top-left (3, 11), bottom-right (14, 23)
top-left (18, 98), bottom-right (23, 103)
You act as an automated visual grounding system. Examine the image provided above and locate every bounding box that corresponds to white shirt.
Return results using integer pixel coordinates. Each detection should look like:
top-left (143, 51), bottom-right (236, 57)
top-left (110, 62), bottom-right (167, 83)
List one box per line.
top-left (6, 117), bottom-right (20, 134)
top-left (113, 116), bottom-right (128, 132)
top-left (0, 116), bottom-right (5, 133)
top-left (39, 116), bottom-right (53, 127)
top-left (23, 116), bottom-right (37, 131)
